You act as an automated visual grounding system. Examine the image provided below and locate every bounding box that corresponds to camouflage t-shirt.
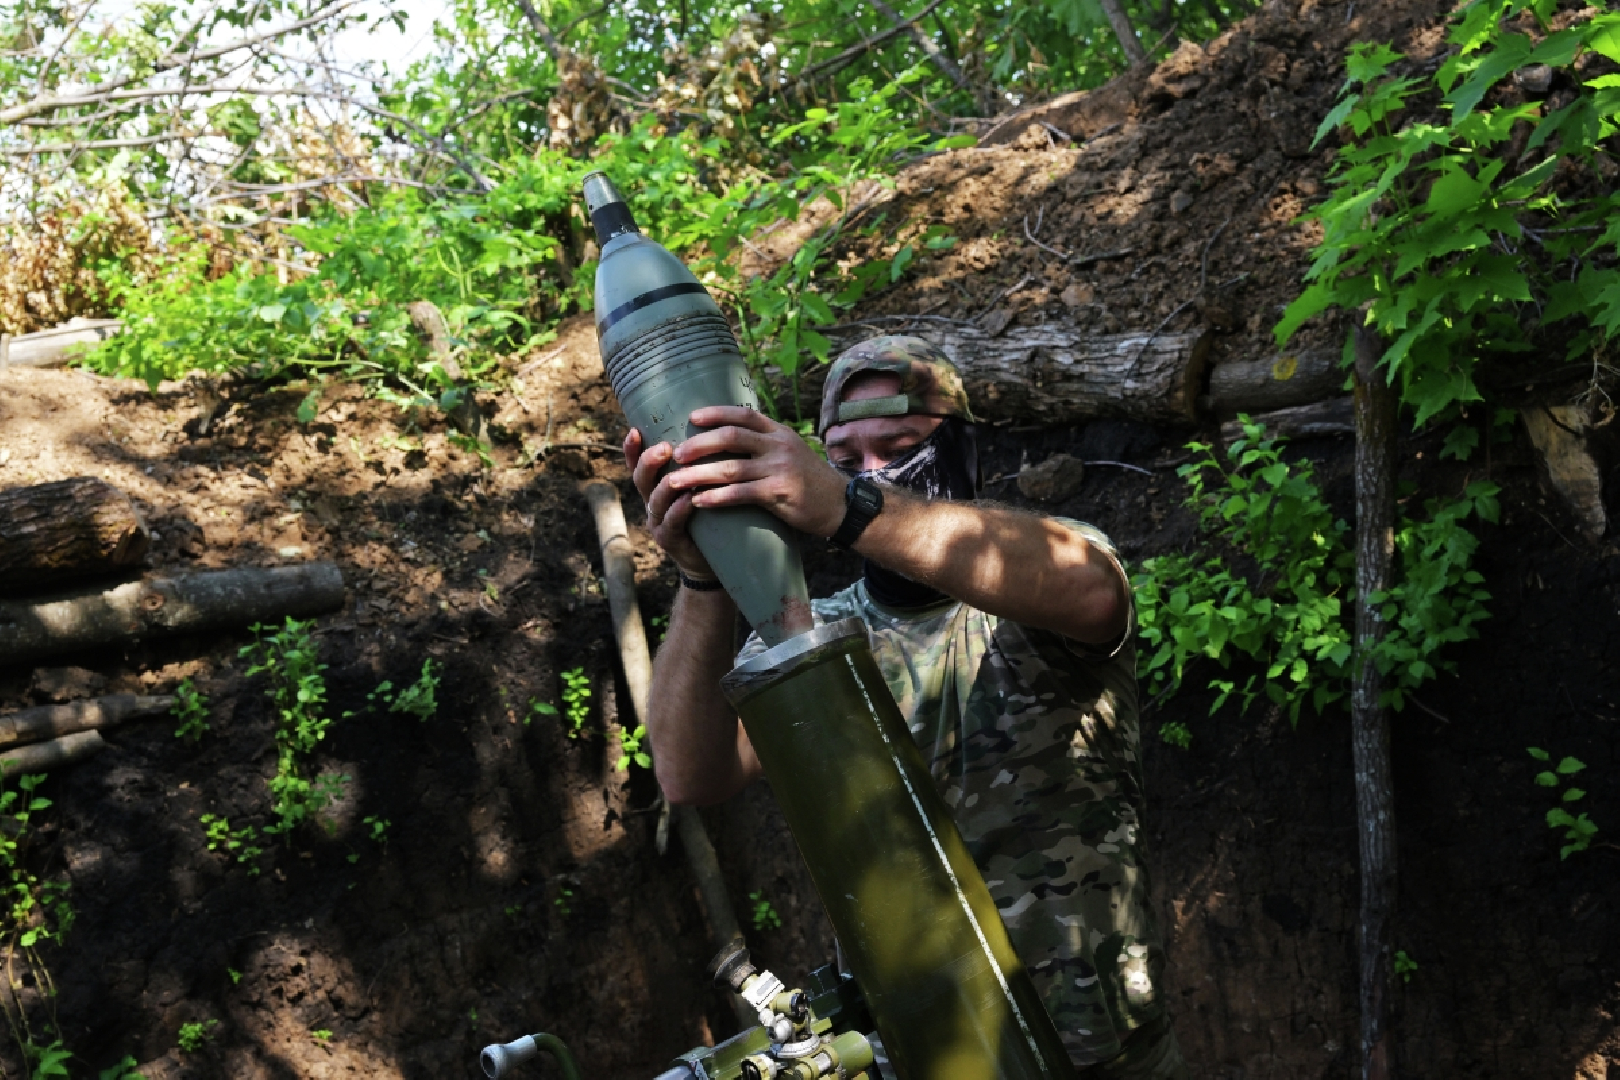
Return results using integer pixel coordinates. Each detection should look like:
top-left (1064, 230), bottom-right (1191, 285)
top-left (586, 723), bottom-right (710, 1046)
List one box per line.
top-left (736, 519), bottom-right (1164, 1067)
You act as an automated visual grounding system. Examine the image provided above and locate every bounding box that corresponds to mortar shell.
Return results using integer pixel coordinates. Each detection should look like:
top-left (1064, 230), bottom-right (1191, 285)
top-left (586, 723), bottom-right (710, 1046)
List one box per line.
top-left (585, 172), bottom-right (810, 644)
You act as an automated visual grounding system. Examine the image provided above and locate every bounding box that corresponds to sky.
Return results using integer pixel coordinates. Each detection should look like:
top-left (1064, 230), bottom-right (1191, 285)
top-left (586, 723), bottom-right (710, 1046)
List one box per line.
top-left (328, 0), bottom-right (455, 83)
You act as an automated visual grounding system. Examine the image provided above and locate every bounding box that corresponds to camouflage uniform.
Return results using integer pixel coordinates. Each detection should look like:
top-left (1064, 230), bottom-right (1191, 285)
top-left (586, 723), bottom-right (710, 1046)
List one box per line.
top-left (744, 336), bottom-right (1185, 1075)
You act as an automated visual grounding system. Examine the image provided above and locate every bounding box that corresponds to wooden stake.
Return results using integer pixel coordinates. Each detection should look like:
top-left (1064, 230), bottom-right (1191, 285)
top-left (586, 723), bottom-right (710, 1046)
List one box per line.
top-left (1352, 324), bottom-right (1399, 1080)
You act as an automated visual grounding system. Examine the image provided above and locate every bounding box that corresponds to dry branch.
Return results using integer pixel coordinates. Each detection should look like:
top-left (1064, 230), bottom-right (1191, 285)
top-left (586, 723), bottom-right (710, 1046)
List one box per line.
top-left (0, 694), bottom-right (174, 748)
top-left (0, 730), bottom-right (105, 775)
top-left (0, 563), bottom-right (346, 668)
top-left (0, 477), bottom-right (149, 592)
top-left (816, 321), bottom-right (1210, 425)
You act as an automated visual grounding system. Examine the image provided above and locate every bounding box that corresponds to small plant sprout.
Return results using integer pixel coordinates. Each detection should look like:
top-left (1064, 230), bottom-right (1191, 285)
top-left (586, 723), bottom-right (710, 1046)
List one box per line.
top-left (240, 618), bottom-right (348, 836)
top-left (25, 1040), bottom-right (71, 1078)
top-left (560, 668), bottom-right (590, 737)
top-left (1393, 950), bottom-right (1418, 984)
top-left (749, 891), bottom-right (782, 931)
top-left (96, 1054), bottom-right (144, 1080)
top-left (369, 658), bottom-right (441, 721)
top-left (311, 1029), bottom-right (333, 1044)
top-left (1160, 722), bottom-right (1191, 750)
top-left (615, 724), bottom-right (652, 772)
top-left (177, 1019), bottom-right (219, 1053)
top-left (1529, 748), bottom-right (1600, 859)
top-left (227, 968), bottom-right (243, 985)
top-left (200, 814), bottom-right (264, 874)
top-left (172, 678), bottom-right (210, 741)
top-left (364, 815), bottom-right (391, 847)
top-left (554, 887), bottom-right (574, 917)
top-left (525, 698), bottom-right (558, 727)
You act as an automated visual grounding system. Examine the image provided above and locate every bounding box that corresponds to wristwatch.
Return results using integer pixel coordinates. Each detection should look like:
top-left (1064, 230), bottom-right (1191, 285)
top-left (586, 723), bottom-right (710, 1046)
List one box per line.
top-left (830, 477), bottom-right (884, 550)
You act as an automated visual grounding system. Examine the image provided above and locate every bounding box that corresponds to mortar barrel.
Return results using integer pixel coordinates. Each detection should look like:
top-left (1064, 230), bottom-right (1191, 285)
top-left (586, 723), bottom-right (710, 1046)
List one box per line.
top-left (721, 619), bottom-right (1075, 1080)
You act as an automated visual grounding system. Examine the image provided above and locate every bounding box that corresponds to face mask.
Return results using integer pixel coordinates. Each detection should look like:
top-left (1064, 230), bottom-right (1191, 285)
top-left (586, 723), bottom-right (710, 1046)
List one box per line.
top-left (840, 419), bottom-right (980, 609)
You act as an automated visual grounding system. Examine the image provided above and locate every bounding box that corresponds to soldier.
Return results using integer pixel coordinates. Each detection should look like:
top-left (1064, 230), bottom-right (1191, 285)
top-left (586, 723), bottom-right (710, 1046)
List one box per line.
top-left (624, 335), bottom-right (1187, 1079)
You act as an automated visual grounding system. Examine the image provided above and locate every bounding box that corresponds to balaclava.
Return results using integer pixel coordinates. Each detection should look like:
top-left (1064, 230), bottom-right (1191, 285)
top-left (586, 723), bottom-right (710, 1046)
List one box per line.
top-left (819, 336), bottom-right (979, 609)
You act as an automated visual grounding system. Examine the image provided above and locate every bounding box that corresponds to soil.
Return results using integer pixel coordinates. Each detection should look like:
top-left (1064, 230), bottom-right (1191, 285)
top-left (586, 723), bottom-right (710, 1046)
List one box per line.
top-left (1, 0), bottom-right (1618, 1076)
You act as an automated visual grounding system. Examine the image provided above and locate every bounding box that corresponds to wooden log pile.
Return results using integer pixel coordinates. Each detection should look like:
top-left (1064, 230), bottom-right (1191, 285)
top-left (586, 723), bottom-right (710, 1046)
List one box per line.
top-left (0, 477), bottom-right (150, 591)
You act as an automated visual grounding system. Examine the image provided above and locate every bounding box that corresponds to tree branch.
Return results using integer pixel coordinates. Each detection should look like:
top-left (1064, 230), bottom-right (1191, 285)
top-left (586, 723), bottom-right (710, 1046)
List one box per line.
top-left (793, 0), bottom-right (947, 86)
top-left (509, 0), bottom-right (565, 59)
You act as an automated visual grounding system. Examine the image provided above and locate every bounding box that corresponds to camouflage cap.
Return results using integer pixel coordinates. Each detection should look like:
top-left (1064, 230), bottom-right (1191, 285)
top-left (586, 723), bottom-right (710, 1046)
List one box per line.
top-left (817, 335), bottom-right (975, 438)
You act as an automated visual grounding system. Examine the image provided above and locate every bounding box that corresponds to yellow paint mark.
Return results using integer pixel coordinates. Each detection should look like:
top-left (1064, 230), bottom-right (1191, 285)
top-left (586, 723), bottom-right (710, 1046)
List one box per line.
top-left (1272, 355), bottom-right (1298, 381)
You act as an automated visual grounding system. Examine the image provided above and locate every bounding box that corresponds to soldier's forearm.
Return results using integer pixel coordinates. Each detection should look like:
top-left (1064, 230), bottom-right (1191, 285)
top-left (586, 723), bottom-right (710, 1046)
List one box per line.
top-left (854, 493), bottom-right (1128, 643)
top-left (646, 585), bottom-right (762, 804)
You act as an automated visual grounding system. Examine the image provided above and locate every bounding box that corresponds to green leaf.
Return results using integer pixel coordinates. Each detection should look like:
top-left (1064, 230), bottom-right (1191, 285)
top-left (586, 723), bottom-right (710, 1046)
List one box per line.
top-left (1534, 772), bottom-right (1558, 787)
top-left (1312, 94), bottom-right (1360, 148)
top-left (296, 387), bottom-right (322, 424)
top-left (1562, 788), bottom-right (1586, 802)
top-left (889, 244), bottom-right (915, 283)
top-left (1555, 756), bottom-right (1586, 776)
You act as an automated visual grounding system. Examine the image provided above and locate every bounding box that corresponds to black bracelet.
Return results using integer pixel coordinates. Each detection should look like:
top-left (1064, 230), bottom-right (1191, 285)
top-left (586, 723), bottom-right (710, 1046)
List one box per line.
top-left (678, 569), bottom-right (725, 592)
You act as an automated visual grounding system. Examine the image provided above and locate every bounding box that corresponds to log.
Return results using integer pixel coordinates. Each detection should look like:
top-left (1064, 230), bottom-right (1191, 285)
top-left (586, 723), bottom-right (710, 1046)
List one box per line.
top-left (0, 318), bottom-right (123, 368)
top-left (812, 322), bottom-right (1210, 425)
top-left (0, 730), bottom-right (106, 775)
top-left (0, 562), bottom-right (346, 668)
top-left (0, 477), bottom-right (150, 593)
top-left (0, 694), bottom-right (175, 748)
top-left (1205, 348), bottom-right (1345, 415)
top-left (1221, 397), bottom-right (1354, 443)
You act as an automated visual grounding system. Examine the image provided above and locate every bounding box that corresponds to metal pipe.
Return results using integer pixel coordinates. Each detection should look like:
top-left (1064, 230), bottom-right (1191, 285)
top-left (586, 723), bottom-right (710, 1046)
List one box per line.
top-left (480, 1033), bottom-right (583, 1080)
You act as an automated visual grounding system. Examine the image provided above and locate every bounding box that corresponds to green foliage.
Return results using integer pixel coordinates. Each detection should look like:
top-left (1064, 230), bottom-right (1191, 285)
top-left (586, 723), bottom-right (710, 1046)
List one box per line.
top-left (0, 775), bottom-right (73, 953)
top-left (1134, 421), bottom-right (1355, 721)
top-left (171, 678), bottom-right (211, 742)
top-left (1135, 420), bottom-right (1495, 723)
top-left (615, 724), bottom-right (652, 772)
top-left (1394, 949), bottom-right (1418, 983)
top-left (176, 1020), bottom-right (218, 1054)
top-left (24, 1040), bottom-right (71, 1078)
top-left (369, 659), bottom-right (441, 721)
top-left (1159, 721), bottom-right (1192, 749)
top-left (1528, 747), bottom-right (1599, 859)
top-left (311, 1030), bottom-right (333, 1044)
top-left (1280, 5), bottom-right (1620, 428)
top-left (97, 1055), bottom-right (145, 1080)
top-left (525, 698), bottom-right (558, 727)
top-left (560, 668), bottom-right (591, 738)
top-left (239, 618), bottom-right (348, 836)
top-left (553, 887), bottom-right (574, 917)
top-left (363, 815), bottom-right (392, 849)
top-left (227, 969), bottom-right (242, 986)
top-left (749, 890), bottom-right (782, 931)
top-left (199, 815), bottom-right (263, 875)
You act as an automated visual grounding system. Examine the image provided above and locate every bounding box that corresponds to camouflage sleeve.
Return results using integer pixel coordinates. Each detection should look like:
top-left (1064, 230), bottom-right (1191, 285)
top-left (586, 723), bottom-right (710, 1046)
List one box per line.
top-left (1050, 517), bottom-right (1137, 662)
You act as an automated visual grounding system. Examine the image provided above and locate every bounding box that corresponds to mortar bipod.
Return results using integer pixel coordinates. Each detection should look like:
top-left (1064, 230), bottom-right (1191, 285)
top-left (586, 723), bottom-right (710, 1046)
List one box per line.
top-left (479, 944), bottom-right (880, 1080)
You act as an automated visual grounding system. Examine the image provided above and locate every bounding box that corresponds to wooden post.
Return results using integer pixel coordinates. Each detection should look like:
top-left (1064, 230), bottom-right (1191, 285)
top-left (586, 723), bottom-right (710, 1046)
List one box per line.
top-left (578, 482), bottom-right (745, 952)
top-left (1352, 324), bottom-right (1399, 1080)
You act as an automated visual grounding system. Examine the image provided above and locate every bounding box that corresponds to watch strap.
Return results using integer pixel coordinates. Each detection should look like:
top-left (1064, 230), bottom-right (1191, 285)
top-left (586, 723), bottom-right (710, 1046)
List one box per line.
top-left (831, 477), bottom-right (883, 550)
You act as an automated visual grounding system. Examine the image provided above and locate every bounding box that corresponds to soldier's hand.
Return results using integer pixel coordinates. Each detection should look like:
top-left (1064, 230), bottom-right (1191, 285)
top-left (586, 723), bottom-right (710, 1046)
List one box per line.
top-left (624, 427), bottom-right (716, 579)
top-left (662, 406), bottom-right (848, 539)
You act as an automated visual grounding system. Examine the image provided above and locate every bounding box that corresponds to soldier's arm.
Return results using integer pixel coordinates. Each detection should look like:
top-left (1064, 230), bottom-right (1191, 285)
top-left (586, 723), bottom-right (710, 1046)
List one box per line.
top-left (852, 492), bottom-right (1128, 645)
top-left (644, 585), bottom-right (764, 805)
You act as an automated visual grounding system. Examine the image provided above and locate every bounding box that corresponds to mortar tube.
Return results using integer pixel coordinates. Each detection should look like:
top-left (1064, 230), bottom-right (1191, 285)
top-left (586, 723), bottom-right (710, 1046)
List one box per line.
top-left (721, 620), bottom-right (1075, 1080)
top-left (584, 171), bottom-right (812, 646)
